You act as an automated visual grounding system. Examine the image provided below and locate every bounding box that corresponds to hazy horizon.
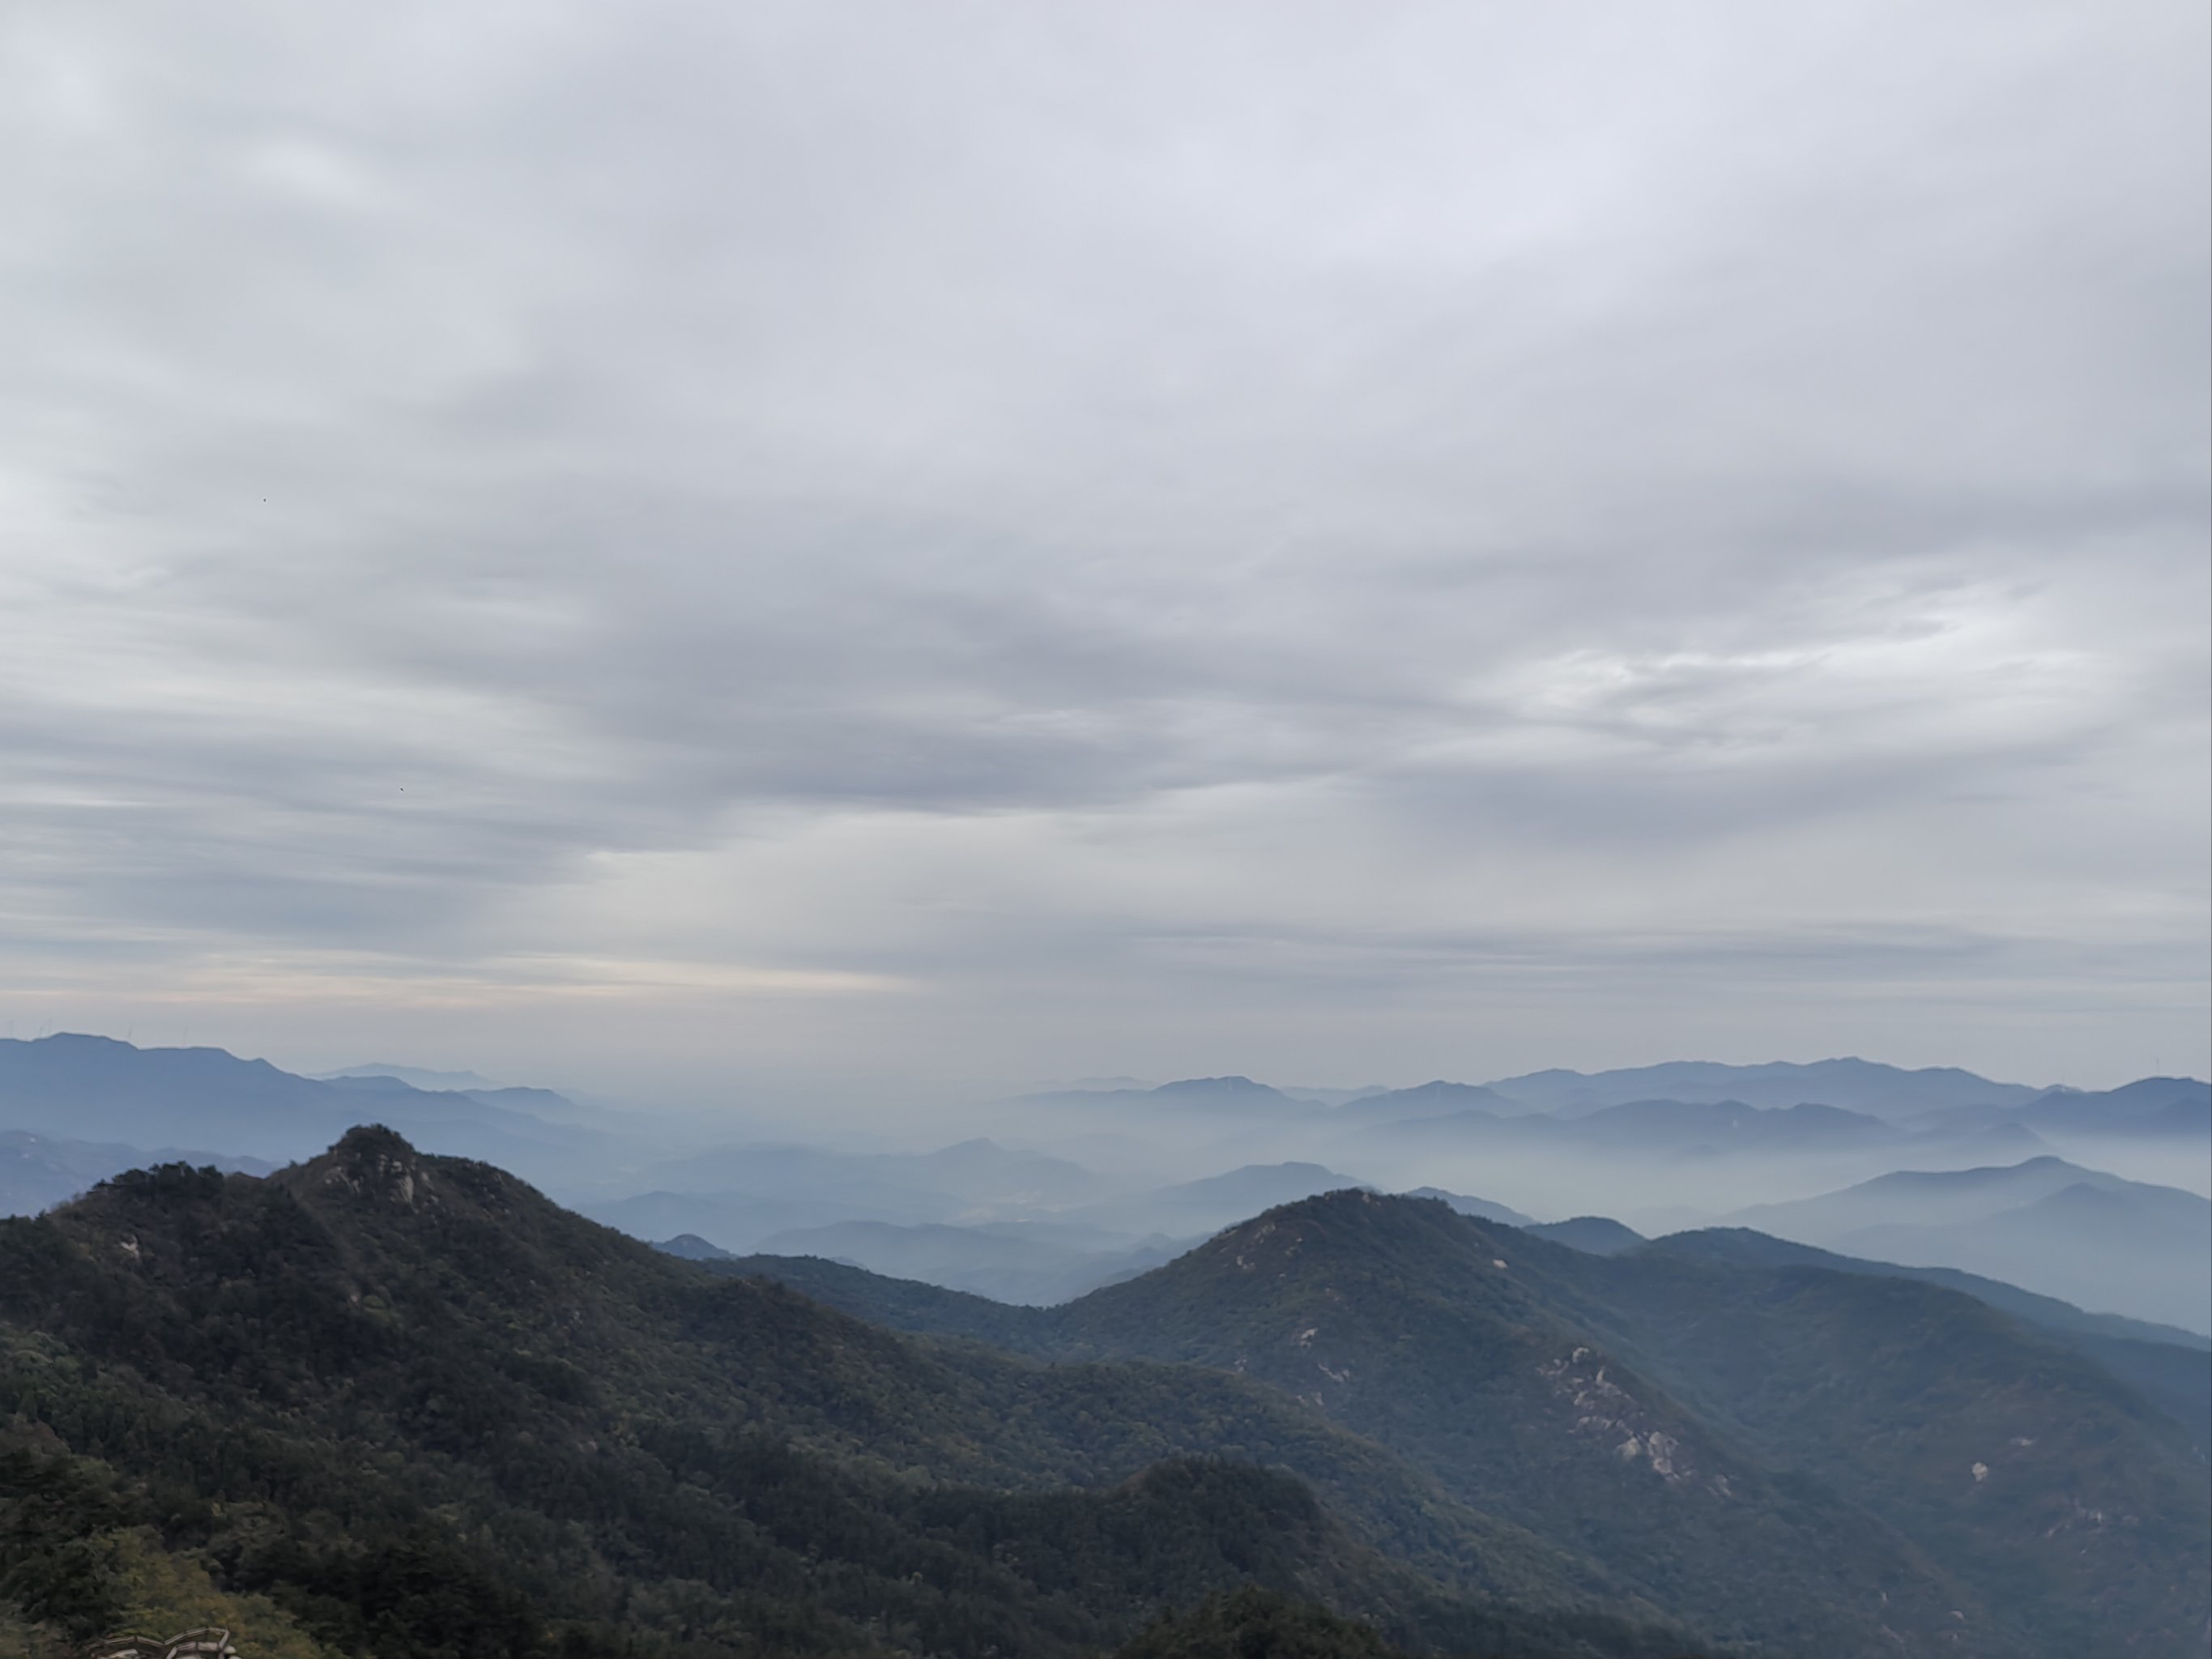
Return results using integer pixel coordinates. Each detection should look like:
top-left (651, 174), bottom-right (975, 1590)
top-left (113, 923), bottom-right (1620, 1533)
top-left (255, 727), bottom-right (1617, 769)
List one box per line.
top-left (2, 1024), bottom-right (2201, 1120)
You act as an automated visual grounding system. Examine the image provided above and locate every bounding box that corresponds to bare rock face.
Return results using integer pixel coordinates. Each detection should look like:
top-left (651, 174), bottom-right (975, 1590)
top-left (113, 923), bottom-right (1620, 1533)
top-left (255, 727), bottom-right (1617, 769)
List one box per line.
top-left (311, 1123), bottom-right (440, 1209)
top-left (86, 1630), bottom-right (237, 1659)
top-left (1536, 1347), bottom-right (1732, 1497)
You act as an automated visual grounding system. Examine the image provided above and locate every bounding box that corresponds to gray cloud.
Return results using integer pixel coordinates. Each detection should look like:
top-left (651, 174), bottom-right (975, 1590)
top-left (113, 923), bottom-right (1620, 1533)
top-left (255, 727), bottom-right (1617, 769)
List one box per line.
top-left (0, 0), bottom-right (2204, 1094)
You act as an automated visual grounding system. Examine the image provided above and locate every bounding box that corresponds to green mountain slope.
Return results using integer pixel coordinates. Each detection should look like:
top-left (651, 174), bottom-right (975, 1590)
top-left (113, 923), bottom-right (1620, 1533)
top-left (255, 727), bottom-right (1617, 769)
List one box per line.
top-left (1111, 1585), bottom-right (1413, 1657)
top-left (1652, 1226), bottom-right (2210, 1439)
top-left (0, 1130), bottom-right (1703, 1659)
top-left (1525, 1240), bottom-right (2209, 1655)
top-left (1046, 1194), bottom-right (2010, 1657)
top-left (1653, 1226), bottom-right (2210, 1350)
top-left (738, 1191), bottom-right (2210, 1657)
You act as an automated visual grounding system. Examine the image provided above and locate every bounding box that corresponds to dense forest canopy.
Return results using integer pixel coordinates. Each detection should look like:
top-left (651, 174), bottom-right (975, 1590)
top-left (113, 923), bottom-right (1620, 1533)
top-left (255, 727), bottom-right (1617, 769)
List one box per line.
top-left (0, 1129), bottom-right (2202, 1657)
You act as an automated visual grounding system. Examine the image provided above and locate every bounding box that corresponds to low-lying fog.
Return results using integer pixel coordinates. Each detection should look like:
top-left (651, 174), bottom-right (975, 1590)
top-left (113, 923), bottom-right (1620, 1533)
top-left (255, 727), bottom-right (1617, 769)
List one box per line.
top-left (555, 1067), bottom-right (2212, 1334)
top-left (2, 1040), bottom-right (2206, 1334)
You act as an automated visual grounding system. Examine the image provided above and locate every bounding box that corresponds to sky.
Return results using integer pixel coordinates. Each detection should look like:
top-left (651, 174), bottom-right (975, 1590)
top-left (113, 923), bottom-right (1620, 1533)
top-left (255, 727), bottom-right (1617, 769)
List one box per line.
top-left (1, 1), bottom-right (2206, 1109)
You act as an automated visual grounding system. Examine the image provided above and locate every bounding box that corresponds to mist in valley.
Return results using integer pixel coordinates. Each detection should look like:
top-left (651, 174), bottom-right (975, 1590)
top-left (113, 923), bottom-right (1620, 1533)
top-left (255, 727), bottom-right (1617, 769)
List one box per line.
top-left (8, 1034), bottom-right (2203, 1334)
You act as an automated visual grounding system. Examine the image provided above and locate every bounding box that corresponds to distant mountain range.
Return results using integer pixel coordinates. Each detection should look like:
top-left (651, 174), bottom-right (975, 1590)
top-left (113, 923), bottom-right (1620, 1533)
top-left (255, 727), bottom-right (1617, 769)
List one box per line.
top-left (1921, 1076), bottom-right (2212, 1138)
top-left (633, 1136), bottom-right (1112, 1209)
top-left (19, 1037), bottom-right (2201, 1156)
top-left (1715, 1157), bottom-right (2212, 1332)
top-left (738, 1218), bottom-right (1188, 1304)
top-left (1014, 1073), bottom-right (1335, 1121)
top-left (606, 1160), bottom-right (1361, 1290)
top-left (317, 1060), bottom-right (509, 1092)
top-left (1063, 1162), bottom-right (1364, 1239)
top-left (0, 1127), bottom-right (276, 1216)
top-left (1335, 1081), bottom-right (1529, 1120)
top-left (1013, 1057), bottom-right (2210, 1145)
top-left (1012, 1058), bottom-right (2079, 1121)
top-left (580, 1137), bottom-right (1125, 1255)
top-left (1401, 1187), bottom-right (1536, 1227)
top-left (1480, 1057), bottom-right (2051, 1116)
top-left (0, 1033), bottom-right (629, 1200)
top-left (6, 1034), bottom-right (2204, 1340)
top-left (1525, 1215), bottom-right (1647, 1256)
top-left (1331, 1097), bottom-right (2054, 1171)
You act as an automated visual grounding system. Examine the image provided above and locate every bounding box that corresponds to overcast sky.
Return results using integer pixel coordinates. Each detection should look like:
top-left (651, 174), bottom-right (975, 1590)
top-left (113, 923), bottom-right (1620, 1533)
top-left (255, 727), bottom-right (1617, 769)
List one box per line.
top-left (2, 1), bottom-right (2206, 1107)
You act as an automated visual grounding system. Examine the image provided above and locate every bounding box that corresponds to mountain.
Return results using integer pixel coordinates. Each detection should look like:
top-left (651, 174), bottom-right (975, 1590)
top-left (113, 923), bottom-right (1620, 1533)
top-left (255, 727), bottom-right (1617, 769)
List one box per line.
top-left (749, 1217), bottom-right (1189, 1304)
top-left (1896, 1120), bottom-right (2056, 1162)
top-left (1110, 1585), bottom-right (1429, 1658)
top-left (11, 1120), bottom-right (2206, 1657)
top-left (1482, 1059), bottom-right (2041, 1117)
top-left (1047, 1196), bottom-right (2204, 1654)
top-left (318, 1061), bottom-right (509, 1091)
top-left (1525, 1217), bottom-right (1645, 1256)
top-left (1015, 1075), bottom-right (1330, 1123)
top-left (1348, 1098), bottom-right (1900, 1161)
top-left (907, 1136), bottom-right (1116, 1201)
top-left (652, 1230), bottom-right (735, 1260)
top-left (1712, 1158), bottom-right (2212, 1331)
top-left (1019, 1074), bottom-right (1158, 1094)
top-left (586, 1185), bottom-right (943, 1252)
top-left (1278, 1085), bottom-right (1392, 1107)
top-left (1571, 1098), bottom-right (1893, 1149)
top-left (1334, 1082), bottom-right (1524, 1123)
top-left (628, 1136), bottom-right (1112, 1208)
top-left (0, 1034), bottom-right (352, 1155)
top-left (1838, 1179), bottom-right (2212, 1334)
top-left (1521, 1231), bottom-right (2210, 1646)
top-left (0, 1128), bottom-right (277, 1218)
top-left (2010, 1077), bottom-right (2212, 1137)
top-left (583, 1138), bottom-right (1122, 1254)
top-left (1654, 1228), bottom-right (2211, 1438)
top-left (0, 1129), bottom-right (1704, 1659)
top-left (0, 1034), bottom-right (630, 1192)
top-left (1070, 1162), bottom-right (1365, 1239)
top-left (1654, 1226), bottom-right (2208, 1351)
top-left (319, 1062), bottom-right (609, 1129)
top-left (1716, 1155), bottom-right (2129, 1236)
top-left (1400, 1188), bottom-right (1536, 1227)
top-left (752, 1189), bottom-right (2210, 1657)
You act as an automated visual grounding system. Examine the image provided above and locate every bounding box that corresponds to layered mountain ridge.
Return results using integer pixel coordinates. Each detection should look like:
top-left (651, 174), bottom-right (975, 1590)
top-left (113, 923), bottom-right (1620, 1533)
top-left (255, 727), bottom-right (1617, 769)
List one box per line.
top-left (0, 1128), bottom-right (1703, 1658)
top-left (738, 1188), bottom-right (2210, 1656)
top-left (6, 1130), bottom-right (2208, 1656)
top-left (3, 1038), bottom-right (2207, 1654)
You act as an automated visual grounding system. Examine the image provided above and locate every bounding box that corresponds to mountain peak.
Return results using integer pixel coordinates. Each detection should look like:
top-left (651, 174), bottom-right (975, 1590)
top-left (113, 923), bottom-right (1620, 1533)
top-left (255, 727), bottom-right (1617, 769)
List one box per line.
top-left (26, 1030), bottom-right (130, 1050)
top-left (1211, 1184), bottom-right (1442, 1248)
top-left (304, 1124), bottom-right (444, 1208)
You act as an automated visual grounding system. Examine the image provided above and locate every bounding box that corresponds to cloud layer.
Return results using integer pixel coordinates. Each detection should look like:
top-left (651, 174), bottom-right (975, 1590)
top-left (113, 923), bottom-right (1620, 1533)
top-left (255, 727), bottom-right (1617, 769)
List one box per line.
top-left (2, 1), bottom-right (2205, 1098)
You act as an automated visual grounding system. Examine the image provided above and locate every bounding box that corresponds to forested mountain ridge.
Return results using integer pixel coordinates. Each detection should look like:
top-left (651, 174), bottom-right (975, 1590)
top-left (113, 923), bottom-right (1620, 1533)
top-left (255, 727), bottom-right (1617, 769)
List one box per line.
top-left (1044, 1197), bottom-right (2044, 1654)
top-left (1652, 1228), bottom-right (2211, 1438)
top-left (5, 1130), bottom-right (2203, 1657)
top-left (0, 1128), bottom-right (1708, 1658)
top-left (735, 1190), bottom-right (2211, 1657)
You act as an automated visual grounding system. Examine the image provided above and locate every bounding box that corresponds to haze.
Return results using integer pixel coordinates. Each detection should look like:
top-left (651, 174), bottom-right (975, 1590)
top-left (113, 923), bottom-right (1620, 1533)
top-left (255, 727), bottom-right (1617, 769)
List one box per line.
top-left (2, 1), bottom-right (2206, 1112)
